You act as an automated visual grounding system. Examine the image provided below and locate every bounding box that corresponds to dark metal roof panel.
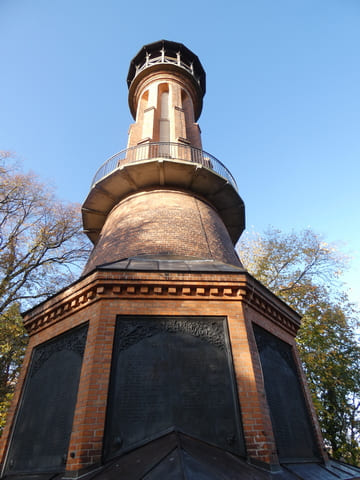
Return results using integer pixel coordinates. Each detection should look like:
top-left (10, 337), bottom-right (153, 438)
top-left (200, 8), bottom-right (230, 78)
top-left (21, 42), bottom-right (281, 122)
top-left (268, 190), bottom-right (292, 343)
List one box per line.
top-left (81, 432), bottom-right (273, 480)
top-left (8, 433), bottom-right (360, 480)
top-left (179, 434), bottom-right (271, 479)
top-left (285, 463), bottom-right (340, 480)
top-left (85, 433), bottom-right (178, 480)
top-left (284, 462), bottom-right (360, 480)
top-left (142, 449), bottom-right (183, 479)
top-left (2, 475), bottom-right (63, 480)
top-left (81, 430), bottom-right (360, 480)
top-left (97, 256), bottom-right (245, 273)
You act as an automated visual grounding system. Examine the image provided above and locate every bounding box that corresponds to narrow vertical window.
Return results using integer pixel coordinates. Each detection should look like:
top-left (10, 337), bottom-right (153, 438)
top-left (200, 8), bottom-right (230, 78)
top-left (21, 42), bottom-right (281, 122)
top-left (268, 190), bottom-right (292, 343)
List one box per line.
top-left (159, 85), bottom-right (170, 156)
top-left (138, 90), bottom-right (148, 123)
top-left (181, 89), bottom-right (194, 141)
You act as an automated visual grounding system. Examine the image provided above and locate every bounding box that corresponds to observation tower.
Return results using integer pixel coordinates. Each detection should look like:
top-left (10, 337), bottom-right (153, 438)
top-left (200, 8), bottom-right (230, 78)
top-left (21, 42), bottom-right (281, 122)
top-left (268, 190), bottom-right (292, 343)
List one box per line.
top-left (1, 40), bottom-right (359, 480)
top-left (82, 39), bottom-right (244, 274)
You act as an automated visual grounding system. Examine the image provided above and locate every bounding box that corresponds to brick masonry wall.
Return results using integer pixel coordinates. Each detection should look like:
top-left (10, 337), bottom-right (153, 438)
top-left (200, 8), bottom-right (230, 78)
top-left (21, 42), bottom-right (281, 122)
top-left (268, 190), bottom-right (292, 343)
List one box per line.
top-left (0, 270), bottom-right (326, 474)
top-left (127, 71), bottom-right (202, 149)
top-left (128, 69), bottom-right (202, 127)
top-left (83, 189), bottom-right (242, 275)
top-left (0, 301), bottom-right (103, 469)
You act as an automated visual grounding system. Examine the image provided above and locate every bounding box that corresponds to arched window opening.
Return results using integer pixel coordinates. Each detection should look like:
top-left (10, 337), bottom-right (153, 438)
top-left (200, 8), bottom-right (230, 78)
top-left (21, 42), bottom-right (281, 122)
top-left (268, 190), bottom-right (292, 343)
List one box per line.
top-left (181, 89), bottom-right (194, 142)
top-left (158, 84), bottom-right (170, 156)
top-left (138, 90), bottom-right (149, 123)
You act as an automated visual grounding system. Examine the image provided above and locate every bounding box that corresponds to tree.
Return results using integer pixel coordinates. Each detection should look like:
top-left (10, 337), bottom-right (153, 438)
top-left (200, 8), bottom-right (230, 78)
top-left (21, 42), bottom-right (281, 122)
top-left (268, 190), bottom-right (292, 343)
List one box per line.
top-left (297, 300), bottom-right (360, 465)
top-left (0, 303), bottom-right (27, 432)
top-left (0, 153), bottom-right (90, 314)
top-left (237, 227), bottom-right (346, 314)
top-left (237, 227), bottom-right (360, 465)
top-left (0, 152), bottom-right (91, 433)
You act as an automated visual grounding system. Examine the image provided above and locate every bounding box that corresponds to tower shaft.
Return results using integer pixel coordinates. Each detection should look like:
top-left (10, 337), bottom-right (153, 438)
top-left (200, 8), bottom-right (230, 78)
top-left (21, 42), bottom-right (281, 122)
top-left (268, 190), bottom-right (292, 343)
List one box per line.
top-left (127, 70), bottom-right (202, 149)
top-left (82, 40), bottom-right (244, 274)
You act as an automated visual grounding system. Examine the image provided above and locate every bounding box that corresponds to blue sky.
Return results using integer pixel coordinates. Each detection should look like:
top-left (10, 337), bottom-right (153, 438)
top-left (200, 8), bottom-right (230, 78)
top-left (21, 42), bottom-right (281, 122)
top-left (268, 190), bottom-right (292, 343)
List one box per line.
top-left (1, 0), bottom-right (359, 306)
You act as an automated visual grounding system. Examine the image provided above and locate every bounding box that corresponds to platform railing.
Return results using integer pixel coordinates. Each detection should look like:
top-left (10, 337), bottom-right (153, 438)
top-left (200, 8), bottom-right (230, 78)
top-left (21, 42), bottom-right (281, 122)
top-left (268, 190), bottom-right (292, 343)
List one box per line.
top-left (136, 53), bottom-right (194, 76)
top-left (91, 142), bottom-right (238, 191)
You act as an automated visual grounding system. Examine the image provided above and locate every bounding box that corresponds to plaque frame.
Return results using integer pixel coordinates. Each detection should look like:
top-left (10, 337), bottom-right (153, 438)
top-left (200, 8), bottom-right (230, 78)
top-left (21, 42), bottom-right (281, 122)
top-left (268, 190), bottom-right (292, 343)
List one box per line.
top-left (253, 324), bottom-right (320, 462)
top-left (103, 315), bottom-right (245, 461)
top-left (3, 322), bottom-right (88, 476)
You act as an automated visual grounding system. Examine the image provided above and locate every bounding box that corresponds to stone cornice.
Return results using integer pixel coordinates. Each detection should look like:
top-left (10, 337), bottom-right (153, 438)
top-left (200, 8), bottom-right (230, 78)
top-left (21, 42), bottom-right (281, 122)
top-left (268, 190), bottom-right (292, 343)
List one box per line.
top-left (23, 270), bottom-right (301, 337)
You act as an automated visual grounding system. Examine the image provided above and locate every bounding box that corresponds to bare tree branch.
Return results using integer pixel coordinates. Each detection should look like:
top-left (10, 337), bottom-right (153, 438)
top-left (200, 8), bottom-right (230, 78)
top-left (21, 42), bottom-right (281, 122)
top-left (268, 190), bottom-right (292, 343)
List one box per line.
top-left (0, 153), bottom-right (91, 314)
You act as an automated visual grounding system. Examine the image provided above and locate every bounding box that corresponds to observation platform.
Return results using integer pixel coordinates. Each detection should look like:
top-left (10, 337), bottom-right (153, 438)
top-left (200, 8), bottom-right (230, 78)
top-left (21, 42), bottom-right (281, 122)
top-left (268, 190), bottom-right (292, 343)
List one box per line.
top-left (127, 39), bottom-right (206, 120)
top-left (82, 142), bottom-right (245, 245)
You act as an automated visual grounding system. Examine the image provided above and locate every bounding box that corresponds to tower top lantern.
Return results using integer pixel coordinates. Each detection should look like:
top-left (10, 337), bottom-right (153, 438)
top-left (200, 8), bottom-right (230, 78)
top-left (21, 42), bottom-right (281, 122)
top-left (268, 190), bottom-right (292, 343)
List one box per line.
top-left (127, 39), bottom-right (206, 120)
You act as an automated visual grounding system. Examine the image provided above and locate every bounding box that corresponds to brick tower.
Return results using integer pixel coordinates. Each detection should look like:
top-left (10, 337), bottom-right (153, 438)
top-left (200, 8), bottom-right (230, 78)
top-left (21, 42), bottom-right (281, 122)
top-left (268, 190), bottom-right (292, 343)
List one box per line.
top-left (2, 40), bottom-right (360, 480)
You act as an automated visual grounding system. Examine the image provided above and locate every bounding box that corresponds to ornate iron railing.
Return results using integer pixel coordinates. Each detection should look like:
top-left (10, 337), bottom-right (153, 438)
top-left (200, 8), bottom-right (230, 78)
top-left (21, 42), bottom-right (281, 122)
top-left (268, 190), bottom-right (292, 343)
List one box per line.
top-left (134, 53), bottom-right (201, 86)
top-left (91, 142), bottom-right (238, 191)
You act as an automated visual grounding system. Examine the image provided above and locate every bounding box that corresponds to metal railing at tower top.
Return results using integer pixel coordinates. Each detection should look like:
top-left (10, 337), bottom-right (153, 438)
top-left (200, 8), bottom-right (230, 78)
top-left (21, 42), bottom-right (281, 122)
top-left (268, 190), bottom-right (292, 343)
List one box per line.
top-left (91, 142), bottom-right (238, 191)
top-left (133, 53), bottom-right (202, 87)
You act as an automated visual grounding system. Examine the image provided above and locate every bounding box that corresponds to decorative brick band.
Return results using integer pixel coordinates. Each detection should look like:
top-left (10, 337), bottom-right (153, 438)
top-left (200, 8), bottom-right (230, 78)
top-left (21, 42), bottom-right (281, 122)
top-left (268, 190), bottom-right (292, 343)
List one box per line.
top-left (242, 287), bottom-right (300, 336)
top-left (23, 271), bottom-right (300, 337)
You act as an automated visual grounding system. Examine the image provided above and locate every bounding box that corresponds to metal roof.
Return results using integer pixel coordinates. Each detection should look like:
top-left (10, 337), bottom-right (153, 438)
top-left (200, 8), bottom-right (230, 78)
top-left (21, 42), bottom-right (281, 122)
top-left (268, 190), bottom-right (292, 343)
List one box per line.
top-left (97, 255), bottom-right (245, 273)
top-left (78, 431), bottom-right (360, 480)
top-left (3, 433), bottom-right (360, 480)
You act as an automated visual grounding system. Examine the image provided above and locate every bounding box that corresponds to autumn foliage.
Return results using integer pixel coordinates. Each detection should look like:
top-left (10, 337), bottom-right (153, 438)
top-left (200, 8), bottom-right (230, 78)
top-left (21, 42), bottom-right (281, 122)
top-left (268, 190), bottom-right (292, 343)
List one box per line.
top-left (238, 227), bottom-right (360, 465)
top-left (0, 153), bottom-right (90, 431)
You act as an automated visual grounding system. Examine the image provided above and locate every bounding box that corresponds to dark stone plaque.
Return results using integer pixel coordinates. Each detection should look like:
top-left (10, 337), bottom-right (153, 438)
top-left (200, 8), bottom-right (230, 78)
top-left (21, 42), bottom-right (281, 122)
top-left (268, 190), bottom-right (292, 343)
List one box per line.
top-left (253, 324), bottom-right (320, 461)
top-left (5, 323), bottom-right (88, 474)
top-left (103, 316), bottom-right (245, 461)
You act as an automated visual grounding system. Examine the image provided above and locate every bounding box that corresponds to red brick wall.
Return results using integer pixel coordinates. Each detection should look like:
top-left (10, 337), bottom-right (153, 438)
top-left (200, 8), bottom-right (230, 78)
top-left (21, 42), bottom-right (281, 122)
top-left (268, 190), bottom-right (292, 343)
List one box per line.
top-left (83, 189), bottom-right (241, 275)
top-left (0, 270), bottom-right (326, 474)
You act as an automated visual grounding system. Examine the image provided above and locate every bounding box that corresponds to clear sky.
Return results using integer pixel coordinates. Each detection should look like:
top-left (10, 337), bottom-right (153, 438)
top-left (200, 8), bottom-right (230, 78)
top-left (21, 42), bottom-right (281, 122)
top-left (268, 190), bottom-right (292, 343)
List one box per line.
top-left (1, 0), bottom-right (359, 306)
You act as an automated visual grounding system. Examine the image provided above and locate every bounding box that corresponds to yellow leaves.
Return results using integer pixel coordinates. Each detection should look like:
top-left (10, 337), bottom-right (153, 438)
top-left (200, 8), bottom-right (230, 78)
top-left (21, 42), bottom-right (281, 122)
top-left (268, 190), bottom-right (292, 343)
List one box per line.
top-left (0, 305), bottom-right (27, 435)
top-left (0, 157), bottom-right (91, 314)
top-left (0, 393), bottom-right (13, 435)
top-left (238, 227), bottom-right (360, 462)
top-left (237, 227), bottom-right (350, 315)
